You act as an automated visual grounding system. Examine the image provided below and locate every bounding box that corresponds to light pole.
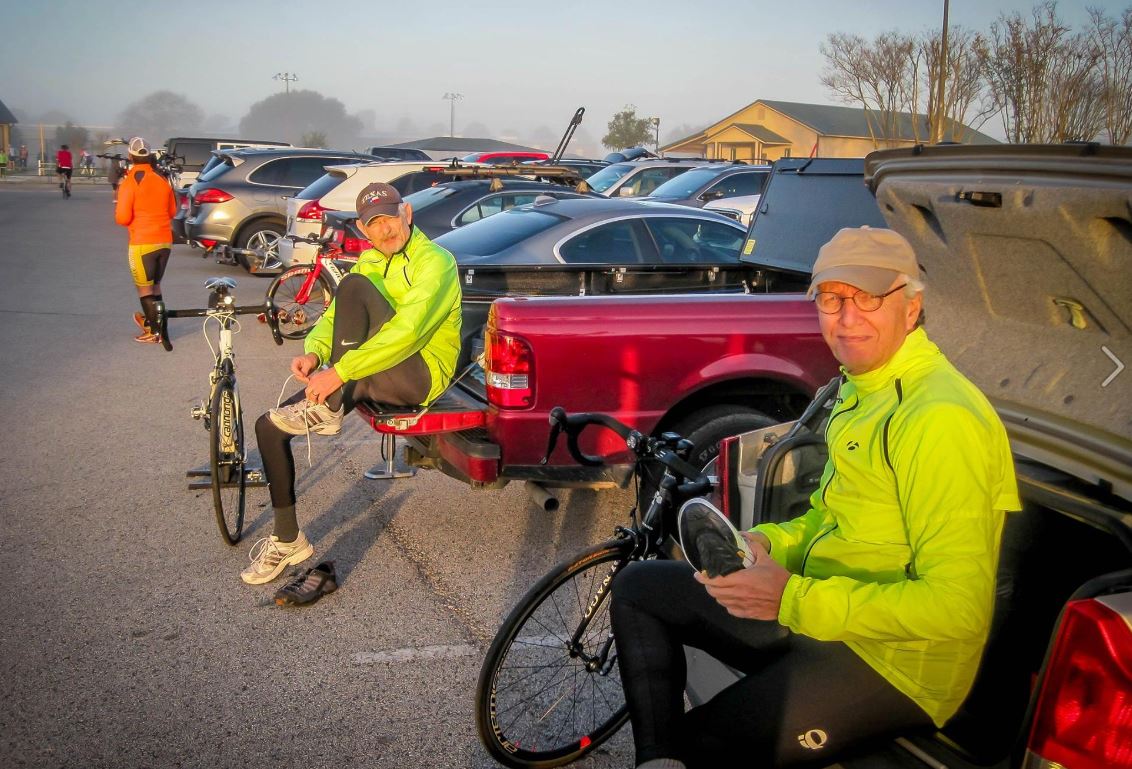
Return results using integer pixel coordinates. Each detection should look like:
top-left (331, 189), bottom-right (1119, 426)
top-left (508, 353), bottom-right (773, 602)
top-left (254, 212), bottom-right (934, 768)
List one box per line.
top-left (273, 72), bottom-right (299, 94)
top-left (934, 0), bottom-right (949, 143)
top-left (442, 92), bottom-right (464, 137)
top-left (650, 117), bottom-right (661, 153)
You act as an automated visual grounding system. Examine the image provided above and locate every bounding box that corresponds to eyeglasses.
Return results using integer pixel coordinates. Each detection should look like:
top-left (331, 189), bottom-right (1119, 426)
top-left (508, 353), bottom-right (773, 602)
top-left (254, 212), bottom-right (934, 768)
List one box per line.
top-left (814, 284), bottom-right (907, 314)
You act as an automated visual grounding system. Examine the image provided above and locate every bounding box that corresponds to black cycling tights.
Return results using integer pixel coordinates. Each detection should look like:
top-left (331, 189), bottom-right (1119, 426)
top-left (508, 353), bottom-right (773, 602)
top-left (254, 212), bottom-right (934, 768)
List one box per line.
top-left (610, 560), bottom-right (933, 769)
top-left (255, 274), bottom-right (431, 539)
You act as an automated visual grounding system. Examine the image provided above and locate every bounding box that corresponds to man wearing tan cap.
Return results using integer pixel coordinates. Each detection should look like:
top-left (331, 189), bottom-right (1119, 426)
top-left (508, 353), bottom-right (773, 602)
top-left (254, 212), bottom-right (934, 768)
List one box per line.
top-left (242, 182), bottom-right (462, 586)
top-left (611, 226), bottom-right (1019, 769)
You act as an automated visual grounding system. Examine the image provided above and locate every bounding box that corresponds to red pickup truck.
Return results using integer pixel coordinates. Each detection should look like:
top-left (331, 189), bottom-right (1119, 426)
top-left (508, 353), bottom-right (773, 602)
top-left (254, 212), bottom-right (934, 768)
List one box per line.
top-left (358, 158), bottom-right (882, 501)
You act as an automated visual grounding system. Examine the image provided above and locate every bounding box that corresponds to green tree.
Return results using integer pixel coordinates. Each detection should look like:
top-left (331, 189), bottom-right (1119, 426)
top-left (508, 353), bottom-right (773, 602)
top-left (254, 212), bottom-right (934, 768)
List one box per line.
top-left (117, 91), bottom-right (204, 144)
top-left (239, 90), bottom-right (363, 149)
top-left (301, 131), bottom-right (328, 148)
top-left (602, 105), bottom-right (653, 150)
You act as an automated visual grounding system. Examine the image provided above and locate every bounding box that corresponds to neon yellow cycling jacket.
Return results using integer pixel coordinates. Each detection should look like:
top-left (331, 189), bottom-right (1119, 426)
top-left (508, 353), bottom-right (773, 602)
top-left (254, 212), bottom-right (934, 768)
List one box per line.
top-left (754, 328), bottom-right (1020, 726)
top-left (305, 226), bottom-right (462, 404)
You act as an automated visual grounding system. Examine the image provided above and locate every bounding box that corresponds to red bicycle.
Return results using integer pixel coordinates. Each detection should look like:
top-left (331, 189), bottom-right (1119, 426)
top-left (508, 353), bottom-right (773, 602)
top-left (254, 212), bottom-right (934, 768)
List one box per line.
top-left (265, 232), bottom-right (358, 340)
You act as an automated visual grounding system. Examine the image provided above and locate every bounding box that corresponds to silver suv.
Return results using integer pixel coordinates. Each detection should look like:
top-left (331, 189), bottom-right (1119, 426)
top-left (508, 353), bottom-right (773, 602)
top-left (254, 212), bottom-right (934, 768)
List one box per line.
top-left (585, 158), bottom-right (712, 198)
top-left (184, 147), bottom-right (375, 271)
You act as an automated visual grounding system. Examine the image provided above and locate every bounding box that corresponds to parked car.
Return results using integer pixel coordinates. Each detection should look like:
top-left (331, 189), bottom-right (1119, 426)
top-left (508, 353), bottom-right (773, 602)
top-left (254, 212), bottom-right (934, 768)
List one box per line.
top-left (434, 197), bottom-right (746, 266)
top-left (366, 146), bottom-right (432, 161)
top-left (164, 137), bottom-right (291, 188)
top-left (396, 178), bottom-right (598, 239)
top-left (183, 147), bottom-right (376, 271)
top-left (585, 158), bottom-right (711, 198)
top-left (460, 151), bottom-right (549, 165)
top-left (686, 143), bottom-right (1132, 769)
top-left (278, 160), bottom-right (476, 267)
top-left (645, 163), bottom-right (770, 221)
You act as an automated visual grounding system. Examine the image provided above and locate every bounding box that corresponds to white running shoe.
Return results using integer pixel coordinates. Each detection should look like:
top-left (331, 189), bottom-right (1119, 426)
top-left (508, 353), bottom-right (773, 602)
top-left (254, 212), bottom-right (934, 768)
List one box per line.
top-left (240, 533), bottom-right (314, 585)
top-left (268, 399), bottom-right (344, 436)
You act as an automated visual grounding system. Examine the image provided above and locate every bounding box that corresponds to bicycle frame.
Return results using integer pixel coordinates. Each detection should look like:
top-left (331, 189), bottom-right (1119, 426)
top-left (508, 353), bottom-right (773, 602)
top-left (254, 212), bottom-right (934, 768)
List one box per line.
top-left (293, 248), bottom-right (355, 304)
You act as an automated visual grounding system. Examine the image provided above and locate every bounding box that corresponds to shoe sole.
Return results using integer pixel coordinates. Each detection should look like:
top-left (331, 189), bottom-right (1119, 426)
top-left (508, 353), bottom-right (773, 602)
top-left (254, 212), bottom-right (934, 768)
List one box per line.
top-left (267, 412), bottom-right (342, 436)
top-left (241, 542), bottom-right (315, 585)
top-left (134, 335), bottom-right (161, 344)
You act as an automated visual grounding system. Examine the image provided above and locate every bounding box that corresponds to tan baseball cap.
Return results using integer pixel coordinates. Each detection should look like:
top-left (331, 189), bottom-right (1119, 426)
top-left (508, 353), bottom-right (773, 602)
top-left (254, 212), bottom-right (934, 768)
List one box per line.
top-left (807, 226), bottom-right (923, 297)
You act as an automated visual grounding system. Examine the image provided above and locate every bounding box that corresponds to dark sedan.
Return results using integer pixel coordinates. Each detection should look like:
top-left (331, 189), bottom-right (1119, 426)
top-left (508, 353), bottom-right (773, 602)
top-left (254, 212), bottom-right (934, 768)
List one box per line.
top-left (434, 197), bottom-right (746, 266)
top-left (406, 178), bottom-right (597, 238)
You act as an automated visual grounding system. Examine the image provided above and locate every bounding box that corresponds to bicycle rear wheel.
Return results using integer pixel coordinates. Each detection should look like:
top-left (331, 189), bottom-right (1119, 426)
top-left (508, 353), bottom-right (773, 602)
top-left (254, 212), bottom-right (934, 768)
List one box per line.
top-left (209, 376), bottom-right (246, 545)
top-left (267, 265), bottom-right (333, 339)
top-left (476, 539), bottom-right (634, 768)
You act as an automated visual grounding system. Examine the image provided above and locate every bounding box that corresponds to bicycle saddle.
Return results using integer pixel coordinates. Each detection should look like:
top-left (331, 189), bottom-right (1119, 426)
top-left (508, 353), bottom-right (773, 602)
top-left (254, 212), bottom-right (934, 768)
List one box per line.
top-left (205, 276), bottom-right (237, 292)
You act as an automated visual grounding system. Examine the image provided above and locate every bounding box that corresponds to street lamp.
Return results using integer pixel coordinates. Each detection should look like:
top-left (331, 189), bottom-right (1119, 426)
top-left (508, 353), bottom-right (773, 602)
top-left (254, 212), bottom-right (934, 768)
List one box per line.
top-left (273, 72), bottom-right (299, 94)
top-left (442, 92), bottom-right (464, 138)
top-left (650, 117), bottom-right (661, 153)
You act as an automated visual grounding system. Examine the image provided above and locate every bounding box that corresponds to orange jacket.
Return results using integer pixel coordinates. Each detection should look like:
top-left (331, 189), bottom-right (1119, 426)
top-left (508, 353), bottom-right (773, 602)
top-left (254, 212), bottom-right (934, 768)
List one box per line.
top-left (115, 164), bottom-right (176, 245)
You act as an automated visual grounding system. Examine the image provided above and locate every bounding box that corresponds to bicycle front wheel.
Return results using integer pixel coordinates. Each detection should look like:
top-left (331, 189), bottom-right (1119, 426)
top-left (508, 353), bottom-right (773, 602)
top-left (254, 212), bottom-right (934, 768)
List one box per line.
top-left (209, 377), bottom-right (246, 545)
top-left (476, 539), bottom-right (634, 768)
top-left (267, 265), bottom-right (334, 339)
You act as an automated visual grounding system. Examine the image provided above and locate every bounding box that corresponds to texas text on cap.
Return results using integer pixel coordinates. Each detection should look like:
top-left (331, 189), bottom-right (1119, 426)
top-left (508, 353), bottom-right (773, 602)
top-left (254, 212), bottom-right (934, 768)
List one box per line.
top-left (356, 182), bottom-right (403, 225)
top-left (128, 136), bottom-right (151, 157)
top-left (807, 226), bottom-right (923, 298)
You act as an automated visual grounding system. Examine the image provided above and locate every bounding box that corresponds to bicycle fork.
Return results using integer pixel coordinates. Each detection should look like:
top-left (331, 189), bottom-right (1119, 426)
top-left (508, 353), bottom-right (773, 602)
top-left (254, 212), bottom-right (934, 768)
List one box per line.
top-left (568, 557), bottom-right (627, 676)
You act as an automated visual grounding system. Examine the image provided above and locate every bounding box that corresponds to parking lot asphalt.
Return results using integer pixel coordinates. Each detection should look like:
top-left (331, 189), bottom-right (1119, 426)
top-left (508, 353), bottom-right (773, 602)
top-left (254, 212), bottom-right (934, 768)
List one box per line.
top-left (0, 185), bottom-right (635, 768)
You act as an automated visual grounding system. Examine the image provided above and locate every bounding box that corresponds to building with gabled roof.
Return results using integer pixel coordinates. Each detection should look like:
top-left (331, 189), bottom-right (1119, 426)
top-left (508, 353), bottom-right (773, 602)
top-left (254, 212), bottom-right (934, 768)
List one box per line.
top-left (662, 99), bottom-right (998, 162)
top-left (0, 98), bottom-right (17, 158)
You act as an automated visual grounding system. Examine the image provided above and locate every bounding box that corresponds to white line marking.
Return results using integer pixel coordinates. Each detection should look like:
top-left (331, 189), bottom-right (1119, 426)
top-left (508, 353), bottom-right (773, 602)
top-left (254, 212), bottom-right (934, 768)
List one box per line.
top-left (353, 644), bottom-right (480, 664)
top-left (1102, 346), bottom-right (1125, 388)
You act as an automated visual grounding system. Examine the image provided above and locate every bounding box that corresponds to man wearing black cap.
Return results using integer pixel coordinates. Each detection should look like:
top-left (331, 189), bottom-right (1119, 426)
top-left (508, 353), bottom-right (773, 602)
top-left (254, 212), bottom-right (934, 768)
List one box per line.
top-left (241, 182), bottom-right (462, 585)
top-left (610, 227), bottom-right (1019, 769)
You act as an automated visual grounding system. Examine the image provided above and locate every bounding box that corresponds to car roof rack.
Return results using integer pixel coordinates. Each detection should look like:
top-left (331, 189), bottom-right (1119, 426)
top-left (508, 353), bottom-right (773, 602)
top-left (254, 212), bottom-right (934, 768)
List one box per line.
top-left (419, 160), bottom-right (590, 192)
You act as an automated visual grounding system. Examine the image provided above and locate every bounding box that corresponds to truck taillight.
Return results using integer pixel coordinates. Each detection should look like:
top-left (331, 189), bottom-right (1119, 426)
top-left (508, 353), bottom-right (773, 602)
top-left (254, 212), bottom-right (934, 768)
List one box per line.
top-left (296, 200), bottom-right (327, 222)
top-left (343, 236), bottom-right (369, 253)
top-left (194, 188), bottom-right (233, 204)
top-left (1027, 598), bottom-right (1132, 769)
top-left (486, 330), bottom-right (533, 408)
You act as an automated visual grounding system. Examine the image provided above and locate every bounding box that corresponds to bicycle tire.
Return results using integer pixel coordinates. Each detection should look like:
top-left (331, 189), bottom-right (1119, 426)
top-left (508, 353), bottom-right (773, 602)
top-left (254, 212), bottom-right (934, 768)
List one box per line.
top-left (209, 375), bottom-right (246, 545)
top-left (475, 539), bottom-right (634, 768)
top-left (267, 265), bottom-right (334, 340)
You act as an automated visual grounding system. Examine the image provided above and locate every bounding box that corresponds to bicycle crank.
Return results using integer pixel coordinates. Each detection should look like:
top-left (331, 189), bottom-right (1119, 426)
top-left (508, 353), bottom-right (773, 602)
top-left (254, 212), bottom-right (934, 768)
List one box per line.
top-left (191, 400), bottom-right (210, 430)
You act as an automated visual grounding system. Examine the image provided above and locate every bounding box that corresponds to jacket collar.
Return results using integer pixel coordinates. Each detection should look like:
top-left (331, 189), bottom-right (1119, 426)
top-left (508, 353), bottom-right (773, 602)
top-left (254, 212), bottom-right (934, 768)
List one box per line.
top-left (842, 328), bottom-right (940, 396)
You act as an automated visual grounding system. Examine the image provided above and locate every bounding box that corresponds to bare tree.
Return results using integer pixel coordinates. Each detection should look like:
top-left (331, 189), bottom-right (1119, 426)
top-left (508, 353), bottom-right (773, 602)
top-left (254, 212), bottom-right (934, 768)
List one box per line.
top-left (1089, 7), bottom-right (1132, 144)
top-left (979, 2), bottom-right (1104, 143)
top-left (821, 31), bottom-right (919, 148)
top-left (921, 27), bottom-right (996, 142)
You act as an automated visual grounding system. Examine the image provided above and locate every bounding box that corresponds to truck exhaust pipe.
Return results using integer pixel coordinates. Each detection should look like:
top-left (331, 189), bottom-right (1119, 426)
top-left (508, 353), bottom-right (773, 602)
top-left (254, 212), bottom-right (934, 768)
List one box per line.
top-left (525, 481), bottom-right (559, 513)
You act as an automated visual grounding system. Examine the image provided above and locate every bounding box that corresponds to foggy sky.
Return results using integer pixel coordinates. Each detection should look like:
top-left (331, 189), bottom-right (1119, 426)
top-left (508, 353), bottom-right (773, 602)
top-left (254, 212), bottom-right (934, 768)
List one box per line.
top-left (1, 0), bottom-right (1116, 151)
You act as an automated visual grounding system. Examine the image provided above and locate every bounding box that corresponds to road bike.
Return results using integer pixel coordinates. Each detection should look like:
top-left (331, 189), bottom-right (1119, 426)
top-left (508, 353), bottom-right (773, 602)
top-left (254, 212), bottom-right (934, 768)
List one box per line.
top-left (155, 277), bottom-right (283, 544)
top-left (474, 408), bottom-right (713, 768)
top-left (58, 168), bottom-right (72, 198)
top-left (265, 232), bottom-right (358, 339)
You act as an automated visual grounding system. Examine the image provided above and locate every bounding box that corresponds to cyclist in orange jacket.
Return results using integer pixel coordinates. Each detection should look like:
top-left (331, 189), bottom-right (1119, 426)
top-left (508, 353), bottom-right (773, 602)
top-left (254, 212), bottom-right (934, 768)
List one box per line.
top-left (114, 137), bottom-right (177, 343)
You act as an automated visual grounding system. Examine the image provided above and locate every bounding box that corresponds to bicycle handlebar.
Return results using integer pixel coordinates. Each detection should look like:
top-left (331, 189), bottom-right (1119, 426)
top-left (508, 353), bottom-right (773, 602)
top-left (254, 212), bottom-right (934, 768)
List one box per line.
top-left (541, 407), bottom-right (704, 482)
top-left (285, 232), bottom-right (334, 246)
top-left (154, 300), bottom-right (284, 352)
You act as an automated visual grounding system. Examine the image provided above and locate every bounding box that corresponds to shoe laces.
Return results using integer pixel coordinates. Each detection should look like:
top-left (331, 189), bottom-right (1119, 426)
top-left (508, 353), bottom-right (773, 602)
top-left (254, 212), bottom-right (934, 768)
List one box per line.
top-left (248, 536), bottom-right (285, 569)
top-left (276, 375), bottom-right (315, 468)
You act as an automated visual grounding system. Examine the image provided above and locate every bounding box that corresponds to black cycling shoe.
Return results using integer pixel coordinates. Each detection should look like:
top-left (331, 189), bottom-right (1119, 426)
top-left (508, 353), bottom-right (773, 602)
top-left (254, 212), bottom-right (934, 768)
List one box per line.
top-left (274, 561), bottom-right (338, 606)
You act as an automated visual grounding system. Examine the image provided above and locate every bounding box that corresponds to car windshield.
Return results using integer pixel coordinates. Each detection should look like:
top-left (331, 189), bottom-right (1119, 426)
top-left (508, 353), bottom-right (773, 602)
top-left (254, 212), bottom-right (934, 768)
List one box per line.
top-left (649, 167), bottom-right (728, 198)
top-left (585, 163), bottom-right (634, 192)
top-left (296, 172), bottom-right (344, 201)
top-left (434, 208), bottom-right (563, 257)
top-left (198, 157), bottom-right (235, 183)
top-left (404, 186), bottom-right (457, 212)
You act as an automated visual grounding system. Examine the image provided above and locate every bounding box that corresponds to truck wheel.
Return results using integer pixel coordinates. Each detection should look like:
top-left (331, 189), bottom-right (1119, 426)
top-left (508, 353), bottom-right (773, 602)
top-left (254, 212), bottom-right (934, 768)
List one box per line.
top-left (235, 222), bottom-right (284, 273)
top-left (637, 406), bottom-right (775, 513)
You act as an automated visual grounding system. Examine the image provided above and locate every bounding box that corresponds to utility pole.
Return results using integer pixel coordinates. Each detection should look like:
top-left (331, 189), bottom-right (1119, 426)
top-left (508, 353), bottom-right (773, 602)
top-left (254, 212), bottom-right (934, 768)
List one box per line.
top-left (442, 92), bottom-right (463, 137)
top-left (273, 72), bottom-right (299, 94)
top-left (934, 0), bottom-right (949, 143)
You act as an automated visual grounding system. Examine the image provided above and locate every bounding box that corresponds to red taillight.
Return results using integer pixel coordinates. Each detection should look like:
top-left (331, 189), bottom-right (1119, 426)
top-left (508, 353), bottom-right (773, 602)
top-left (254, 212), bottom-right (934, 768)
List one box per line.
top-left (343, 235), bottom-right (369, 253)
top-left (485, 330), bottom-right (533, 408)
top-left (1027, 598), bottom-right (1132, 769)
top-left (195, 188), bottom-right (233, 204)
top-left (296, 199), bottom-right (327, 222)
top-left (717, 435), bottom-right (738, 520)
top-left (199, 239), bottom-right (218, 248)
